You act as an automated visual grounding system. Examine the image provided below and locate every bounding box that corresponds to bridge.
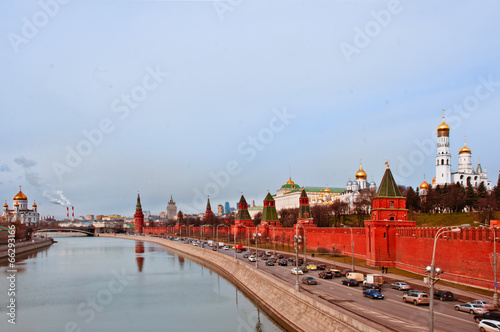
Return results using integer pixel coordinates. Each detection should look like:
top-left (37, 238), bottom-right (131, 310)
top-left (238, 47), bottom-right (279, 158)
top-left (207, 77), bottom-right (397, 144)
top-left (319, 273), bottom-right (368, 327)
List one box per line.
top-left (35, 228), bottom-right (96, 236)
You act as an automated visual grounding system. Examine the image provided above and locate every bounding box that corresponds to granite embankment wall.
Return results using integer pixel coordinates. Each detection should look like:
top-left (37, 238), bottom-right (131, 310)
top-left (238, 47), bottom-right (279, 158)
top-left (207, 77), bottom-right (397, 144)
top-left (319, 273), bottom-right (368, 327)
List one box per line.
top-left (0, 238), bottom-right (53, 260)
top-left (102, 234), bottom-right (379, 332)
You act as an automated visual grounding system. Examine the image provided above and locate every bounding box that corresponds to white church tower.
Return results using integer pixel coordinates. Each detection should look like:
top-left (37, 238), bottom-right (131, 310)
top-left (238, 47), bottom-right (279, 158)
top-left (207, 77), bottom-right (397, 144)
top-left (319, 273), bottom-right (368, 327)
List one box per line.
top-left (457, 137), bottom-right (473, 174)
top-left (435, 112), bottom-right (452, 186)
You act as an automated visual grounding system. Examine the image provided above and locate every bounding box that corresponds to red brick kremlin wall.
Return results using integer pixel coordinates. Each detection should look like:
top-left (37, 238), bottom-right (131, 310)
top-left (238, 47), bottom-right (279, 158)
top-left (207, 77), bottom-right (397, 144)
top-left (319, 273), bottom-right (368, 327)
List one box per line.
top-left (142, 224), bottom-right (497, 290)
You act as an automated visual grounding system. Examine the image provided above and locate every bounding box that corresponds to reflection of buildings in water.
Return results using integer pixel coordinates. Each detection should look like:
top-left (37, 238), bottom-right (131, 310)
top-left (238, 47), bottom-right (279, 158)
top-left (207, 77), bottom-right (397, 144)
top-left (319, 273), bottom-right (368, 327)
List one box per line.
top-left (135, 241), bottom-right (145, 272)
top-left (256, 309), bottom-right (262, 332)
top-left (177, 255), bottom-right (184, 269)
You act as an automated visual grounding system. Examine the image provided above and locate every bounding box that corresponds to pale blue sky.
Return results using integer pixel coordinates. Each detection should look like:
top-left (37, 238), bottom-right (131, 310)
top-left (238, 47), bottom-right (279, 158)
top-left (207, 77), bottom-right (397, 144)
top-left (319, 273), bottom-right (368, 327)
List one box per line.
top-left (1, 0), bottom-right (499, 218)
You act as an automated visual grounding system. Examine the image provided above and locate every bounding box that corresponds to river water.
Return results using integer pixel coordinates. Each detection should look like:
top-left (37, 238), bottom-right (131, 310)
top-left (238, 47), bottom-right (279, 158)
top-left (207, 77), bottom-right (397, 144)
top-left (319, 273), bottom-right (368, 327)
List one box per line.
top-left (0, 236), bottom-right (283, 332)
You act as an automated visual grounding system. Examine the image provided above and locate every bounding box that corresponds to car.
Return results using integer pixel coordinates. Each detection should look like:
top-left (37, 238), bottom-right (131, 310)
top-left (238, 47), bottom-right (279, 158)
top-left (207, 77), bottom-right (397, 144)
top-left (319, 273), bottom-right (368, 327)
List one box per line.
top-left (248, 255), bottom-right (256, 262)
top-left (318, 271), bottom-right (333, 279)
top-left (341, 269), bottom-right (352, 276)
top-left (317, 264), bottom-right (326, 270)
top-left (265, 250), bottom-right (273, 256)
top-left (330, 269), bottom-right (342, 277)
top-left (390, 282), bottom-right (411, 291)
top-left (278, 259), bottom-right (288, 266)
top-left (475, 311), bottom-right (500, 323)
top-left (266, 260), bottom-right (274, 266)
top-left (277, 254), bottom-right (284, 259)
top-left (342, 278), bottom-right (359, 287)
top-left (434, 290), bottom-right (454, 301)
top-left (363, 289), bottom-right (384, 299)
top-left (288, 257), bottom-right (295, 263)
top-left (236, 249), bottom-right (242, 253)
top-left (471, 300), bottom-right (494, 310)
top-left (403, 291), bottom-right (430, 306)
top-left (454, 303), bottom-right (489, 315)
top-left (212, 247), bottom-right (217, 251)
top-left (298, 266), bottom-right (309, 273)
top-left (478, 319), bottom-right (500, 332)
top-left (223, 245), bottom-right (229, 250)
top-left (362, 283), bottom-right (381, 291)
top-left (306, 263), bottom-right (317, 271)
top-left (268, 256), bottom-right (277, 262)
top-left (243, 253), bottom-right (250, 258)
top-left (291, 267), bottom-right (303, 275)
top-left (302, 277), bottom-right (317, 285)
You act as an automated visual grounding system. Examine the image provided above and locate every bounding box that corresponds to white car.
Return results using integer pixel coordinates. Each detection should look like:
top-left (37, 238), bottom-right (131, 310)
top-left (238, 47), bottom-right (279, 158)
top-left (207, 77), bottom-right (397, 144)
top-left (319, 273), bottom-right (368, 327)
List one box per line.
top-left (390, 282), bottom-right (411, 291)
top-left (471, 300), bottom-right (494, 310)
top-left (223, 246), bottom-right (229, 250)
top-left (248, 255), bottom-right (256, 262)
top-left (478, 319), bottom-right (500, 332)
top-left (454, 303), bottom-right (489, 315)
top-left (291, 267), bottom-right (303, 275)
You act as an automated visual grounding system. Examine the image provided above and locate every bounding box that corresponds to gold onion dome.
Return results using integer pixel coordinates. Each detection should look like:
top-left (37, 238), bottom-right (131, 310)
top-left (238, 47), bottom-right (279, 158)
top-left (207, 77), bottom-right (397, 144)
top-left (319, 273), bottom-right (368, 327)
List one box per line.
top-left (3, 201), bottom-right (8, 207)
top-left (14, 189), bottom-right (27, 201)
top-left (324, 186), bottom-right (331, 193)
top-left (459, 141), bottom-right (471, 155)
top-left (437, 116), bottom-right (450, 132)
top-left (32, 201), bottom-right (37, 207)
top-left (286, 177), bottom-right (294, 185)
top-left (355, 164), bottom-right (367, 179)
top-left (432, 177), bottom-right (436, 185)
top-left (420, 180), bottom-right (429, 190)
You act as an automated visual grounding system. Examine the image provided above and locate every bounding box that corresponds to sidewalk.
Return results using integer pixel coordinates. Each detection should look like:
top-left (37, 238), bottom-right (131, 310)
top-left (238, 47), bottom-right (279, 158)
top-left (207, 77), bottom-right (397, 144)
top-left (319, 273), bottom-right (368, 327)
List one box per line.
top-left (272, 248), bottom-right (493, 304)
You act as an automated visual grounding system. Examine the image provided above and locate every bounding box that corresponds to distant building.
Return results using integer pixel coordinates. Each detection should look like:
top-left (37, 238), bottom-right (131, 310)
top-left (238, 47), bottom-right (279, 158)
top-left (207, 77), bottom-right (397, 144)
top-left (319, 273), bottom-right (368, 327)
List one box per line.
top-left (2, 186), bottom-right (39, 225)
top-left (167, 196), bottom-right (177, 220)
top-left (224, 202), bottom-right (230, 214)
top-left (86, 215), bottom-right (94, 221)
top-left (218, 204), bottom-right (223, 215)
top-left (433, 114), bottom-right (492, 189)
top-left (159, 211), bottom-right (166, 219)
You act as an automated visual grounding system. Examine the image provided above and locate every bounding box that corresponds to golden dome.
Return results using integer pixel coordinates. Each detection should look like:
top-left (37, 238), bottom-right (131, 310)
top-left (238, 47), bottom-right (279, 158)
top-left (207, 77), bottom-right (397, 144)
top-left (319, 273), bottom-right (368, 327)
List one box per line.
top-left (324, 186), bottom-right (331, 193)
top-left (14, 202), bottom-right (19, 206)
top-left (32, 201), bottom-right (37, 207)
top-left (286, 177), bottom-right (294, 185)
top-left (437, 114), bottom-right (450, 132)
top-left (459, 138), bottom-right (471, 155)
top-left (355, 164), bottom-right (367, 179)
top-left (13, 188), bottom-right (27, 201)
top-left (3, 201), bottom-right (8, 207)
top-left (432, 177), bottom-right (436, 185)
top-left (420, 180), bottom-right (429, 190)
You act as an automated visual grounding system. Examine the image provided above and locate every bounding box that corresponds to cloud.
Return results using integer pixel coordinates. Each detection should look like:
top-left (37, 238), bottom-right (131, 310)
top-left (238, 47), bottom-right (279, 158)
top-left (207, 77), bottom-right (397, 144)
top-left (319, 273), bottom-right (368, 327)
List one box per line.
top-left (14, 156), bottom-right (72, 206)
top-left (0, 164), bottom-right (10, 172)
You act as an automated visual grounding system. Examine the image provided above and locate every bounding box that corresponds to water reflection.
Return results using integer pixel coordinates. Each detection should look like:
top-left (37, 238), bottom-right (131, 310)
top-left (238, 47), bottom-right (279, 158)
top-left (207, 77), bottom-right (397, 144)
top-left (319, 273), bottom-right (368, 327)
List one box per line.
top-left (178, 255), bottom-right (185, 269)
top-left (135, 241), bottom-right (145, 272)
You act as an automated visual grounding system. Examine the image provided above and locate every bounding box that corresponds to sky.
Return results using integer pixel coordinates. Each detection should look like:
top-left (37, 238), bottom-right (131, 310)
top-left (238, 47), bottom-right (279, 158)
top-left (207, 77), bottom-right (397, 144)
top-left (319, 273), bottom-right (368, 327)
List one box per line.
top-left (1, 0), bottom-right (499, 219)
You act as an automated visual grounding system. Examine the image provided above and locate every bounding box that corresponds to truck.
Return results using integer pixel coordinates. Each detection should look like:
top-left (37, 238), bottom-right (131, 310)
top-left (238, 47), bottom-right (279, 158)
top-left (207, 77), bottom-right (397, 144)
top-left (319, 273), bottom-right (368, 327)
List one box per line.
top-left (218, 242), bottom-right (224, 247)
top-left (346, 272), bottom-right (364, 283)
top-left (363, 274), bottom-right (384, 286)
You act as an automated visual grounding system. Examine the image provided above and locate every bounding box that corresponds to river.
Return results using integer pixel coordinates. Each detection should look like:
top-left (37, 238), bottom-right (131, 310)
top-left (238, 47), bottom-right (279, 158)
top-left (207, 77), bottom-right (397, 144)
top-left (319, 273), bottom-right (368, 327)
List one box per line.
top-left (0, 236), bottom-right (283, 332)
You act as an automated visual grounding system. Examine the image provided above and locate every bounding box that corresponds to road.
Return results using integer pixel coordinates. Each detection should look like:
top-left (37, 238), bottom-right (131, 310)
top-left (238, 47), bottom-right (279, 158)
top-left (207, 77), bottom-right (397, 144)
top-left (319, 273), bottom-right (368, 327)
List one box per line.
top-left (206, 245), bottom-right (480, 332)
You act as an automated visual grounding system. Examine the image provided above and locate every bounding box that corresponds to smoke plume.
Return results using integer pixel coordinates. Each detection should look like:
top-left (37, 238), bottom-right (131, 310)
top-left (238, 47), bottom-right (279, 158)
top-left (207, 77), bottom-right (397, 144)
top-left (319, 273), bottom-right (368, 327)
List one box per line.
top-left (14, 156), bottom-right (72, 206)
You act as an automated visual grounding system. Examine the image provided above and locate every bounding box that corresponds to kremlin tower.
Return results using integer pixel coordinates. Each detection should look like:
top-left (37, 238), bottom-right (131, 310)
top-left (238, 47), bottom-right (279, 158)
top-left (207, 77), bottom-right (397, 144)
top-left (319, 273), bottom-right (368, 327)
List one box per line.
top-left (134, 193), bottom-right (144, 234)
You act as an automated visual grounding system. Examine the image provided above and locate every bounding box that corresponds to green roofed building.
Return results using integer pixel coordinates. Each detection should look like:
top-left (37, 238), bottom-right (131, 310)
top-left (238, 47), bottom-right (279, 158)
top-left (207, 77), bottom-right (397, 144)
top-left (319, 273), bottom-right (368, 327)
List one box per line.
top-left (261, 192), bottom-right (280, 226)
top-left (234, 194), bottom-right (253, 227)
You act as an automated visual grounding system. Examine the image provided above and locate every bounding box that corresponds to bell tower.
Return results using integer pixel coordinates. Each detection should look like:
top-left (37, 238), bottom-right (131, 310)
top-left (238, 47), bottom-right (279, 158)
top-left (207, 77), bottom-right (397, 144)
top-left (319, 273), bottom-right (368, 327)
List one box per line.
top-left (134, 192), bottom-right (144, 234)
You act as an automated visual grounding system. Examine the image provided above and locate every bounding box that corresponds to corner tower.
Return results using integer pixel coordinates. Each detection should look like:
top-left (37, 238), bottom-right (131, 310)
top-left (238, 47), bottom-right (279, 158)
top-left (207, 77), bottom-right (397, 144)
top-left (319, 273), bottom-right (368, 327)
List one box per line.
top-left (435, 111), bottom-right (451, 186)
top-left (261, 192), bottom-right (279, 226)
top-left (134, 192), bottom-right (144, 234)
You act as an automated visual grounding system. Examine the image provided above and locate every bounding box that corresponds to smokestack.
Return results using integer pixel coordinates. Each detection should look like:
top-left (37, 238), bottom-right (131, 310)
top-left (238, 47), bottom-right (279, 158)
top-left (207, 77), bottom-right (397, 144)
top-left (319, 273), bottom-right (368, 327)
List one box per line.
top-left (72, 206), bottom-right (74, 221)
top-left (67, 207), bottom-right (69, 219)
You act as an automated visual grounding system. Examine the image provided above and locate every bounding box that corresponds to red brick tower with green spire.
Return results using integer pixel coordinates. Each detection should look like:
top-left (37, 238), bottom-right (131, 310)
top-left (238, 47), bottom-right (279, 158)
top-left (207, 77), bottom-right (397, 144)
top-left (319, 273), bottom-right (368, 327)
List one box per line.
top-left (297, 188), bottom-right (314, 225)
top-left (261, 192), bottom-right (280, 226)
top-left (204, 196), bottom-right (214, 221)
top-left (365, 163), bottom-right (415, 266)
top-left (235, 194), bottom-right (253, 227)
top-left (134, 192), bottom-right (144, 234)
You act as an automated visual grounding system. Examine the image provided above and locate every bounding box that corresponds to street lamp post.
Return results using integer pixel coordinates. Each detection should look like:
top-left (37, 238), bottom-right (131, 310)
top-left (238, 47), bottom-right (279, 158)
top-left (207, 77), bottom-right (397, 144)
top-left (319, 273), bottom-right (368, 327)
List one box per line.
top-left (427, 226), bottom-right (462, 332)
top-left (216, 224), bottom-right (226, 252)
top-left (254, 228), bottom-right (261, 269)
top-left (294, 229), bottom-right (302, 292)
